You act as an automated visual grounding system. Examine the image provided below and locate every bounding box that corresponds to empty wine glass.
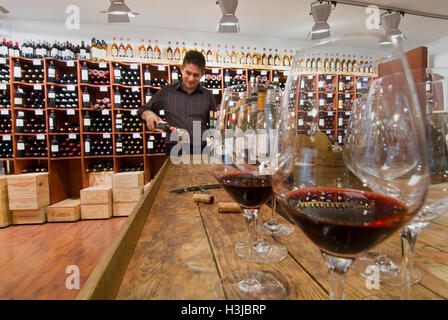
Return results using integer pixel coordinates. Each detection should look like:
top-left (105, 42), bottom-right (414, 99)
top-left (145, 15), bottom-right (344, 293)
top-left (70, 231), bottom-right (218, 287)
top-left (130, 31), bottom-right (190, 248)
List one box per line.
top-left (209, 84), bottom-right (287, 299)
top-left (351, 69), bottom-right (448, 296)
top-left (233, 83), bottom-right (289, 264)
top-left (272, 33), bottom-right (430, 300)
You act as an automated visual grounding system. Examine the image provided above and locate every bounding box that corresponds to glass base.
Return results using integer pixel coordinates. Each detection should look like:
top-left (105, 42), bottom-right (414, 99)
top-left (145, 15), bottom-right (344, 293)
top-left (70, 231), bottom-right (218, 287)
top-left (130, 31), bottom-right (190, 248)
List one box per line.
top-left (262, 219), bottom-right (295, 237)
top-left (215, 270), bottom-right (287, 300)
top-left (352, 251), bottom-right (421, 287)
top-left (364, 294), bottom-right (402, 300)
top-left (234, 239), bottom-right (288, 264)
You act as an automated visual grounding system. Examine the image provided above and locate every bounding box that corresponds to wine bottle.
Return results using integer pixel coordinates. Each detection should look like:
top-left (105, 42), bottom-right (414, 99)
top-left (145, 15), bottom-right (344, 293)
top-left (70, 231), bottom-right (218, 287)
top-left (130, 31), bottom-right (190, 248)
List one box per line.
top-left (167, 41), bottom-right (173, 60)
top-left (49, 111), bottom-right (56, 133)
top-left (171, 66), bottom-right (179, 84)
top-left (224, 69), bottom-right (231, 88)
top-left (114, 63), bottom-right (121, 84)
top-left (13, 59), bottom-right (22, 82)
top-left (174, 42), bottom-right (181, 61)
top-left (82, 87), bottom-right (90, 108)
top-left (147, 40), bottom-right (153, 59)
top-left (17, 136), bottom-right (25, 157)
top-left (81, 62), bottom-right (89, 83)
top-left (125, 38), bottom-right (133, 58)
top-left (116, 134), bottom-right (123, 155)
top-left (14, 87), bottom-right (23, 107)
top-left (84, 135), bottom-right (91, 156)
top-left (84, 111), bottom-right (91, 132)
top-left (51, 136), bottom-right (59, 157)
top-left (154, 121), bottom-right (176, 133)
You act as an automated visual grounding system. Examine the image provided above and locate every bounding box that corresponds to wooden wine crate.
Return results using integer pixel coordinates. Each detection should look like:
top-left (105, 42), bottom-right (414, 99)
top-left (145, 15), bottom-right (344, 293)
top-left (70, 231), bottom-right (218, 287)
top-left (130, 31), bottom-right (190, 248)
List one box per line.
top-left (81, 203), bottom-right (113, 220)
top-left (112, 187), bottom-right (143, 203)
top-left (0, 177), bottom-right (11, 227)
top-left (47, 198), bottom-right (81, 222)
top-left (80, 186), bottom-right (112, 205)
top-left (89, 172), bottom-right (114, 187)
top-left (7, 173), bottom-right (50, 210)
top-left (112, 172), bottom-right (144, 189)
top-left (113, 201), bottom-right (139, 217)
top-left (12, 207), bottom-right (47, 225)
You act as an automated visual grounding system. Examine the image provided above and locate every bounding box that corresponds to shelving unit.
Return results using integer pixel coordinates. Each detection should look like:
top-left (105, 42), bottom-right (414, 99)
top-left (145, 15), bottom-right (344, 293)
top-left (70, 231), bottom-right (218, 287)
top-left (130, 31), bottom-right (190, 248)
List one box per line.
top-left (0, 53), bottom-right (377, 205)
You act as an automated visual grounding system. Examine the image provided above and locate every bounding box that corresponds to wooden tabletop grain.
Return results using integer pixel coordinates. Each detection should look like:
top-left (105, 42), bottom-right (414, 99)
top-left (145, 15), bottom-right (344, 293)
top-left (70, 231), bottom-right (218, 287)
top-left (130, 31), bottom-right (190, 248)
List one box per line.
top-left (112, 160), bottom-right (448, 300)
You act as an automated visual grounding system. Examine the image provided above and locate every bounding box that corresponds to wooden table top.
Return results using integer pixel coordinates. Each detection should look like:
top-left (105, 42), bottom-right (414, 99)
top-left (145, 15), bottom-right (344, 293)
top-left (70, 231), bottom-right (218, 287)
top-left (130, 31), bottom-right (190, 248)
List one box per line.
top-left (107, 160), bottom-right (448, 300)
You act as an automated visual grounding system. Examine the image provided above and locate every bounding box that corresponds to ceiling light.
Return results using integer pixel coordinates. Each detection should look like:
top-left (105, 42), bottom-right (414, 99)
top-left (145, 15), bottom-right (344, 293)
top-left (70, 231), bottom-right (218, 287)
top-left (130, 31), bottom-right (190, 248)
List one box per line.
top-left (309, 1), bottom-right (333, 40)
top-left (0, 6), bottom-right (9, 14)
top-left (217, 0), bottom-right (240, 33)
top-left (100, 0), bottom-right (139, 23)
top-left (381, 11), bottom-right (406, 41)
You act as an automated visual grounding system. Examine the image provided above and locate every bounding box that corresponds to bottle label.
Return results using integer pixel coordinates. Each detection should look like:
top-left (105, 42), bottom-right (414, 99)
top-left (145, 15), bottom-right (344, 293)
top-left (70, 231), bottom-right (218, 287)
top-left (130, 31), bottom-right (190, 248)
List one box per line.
top-left (116, 142), bottom-right (122, 148)
top-left (147, 141), bottom-right (154, 149)
top-left (84, 118), bottom-right (91, 126)
top-left (48, 68), bottom-right (56, 77)
top-left (48, 92), bottom-right (56, 99)
top-left (85, 142), bottom-right (90, 153)
top-left (14, 66), bottom-right (21, 78)
top-left (145, 95), bottom-right (152, 103)
top-left (49, 118), bottom-right (54, 128)
top-left (115, 95), bottom-right (121, 104)
top-left (14, 98), bottom-right (23, 105)
top-left (81, 69), bottom-right (88, 81)
top-left (172, 73), bottom-right (178, 80)
top-left (0, 47), bottom-right (8, 55)
top-left (51, 145), bottom-right (59, 152)
top-left (144, 71), bottom-right (151, 81)
top-left (114, 69), bottom-right (121, 78)
top-left (16, 119), bottom-right (24, 127)
top-left (18, 143), bottom-right (25, 150)
top-left (83, 94), bottom-right (90, 102)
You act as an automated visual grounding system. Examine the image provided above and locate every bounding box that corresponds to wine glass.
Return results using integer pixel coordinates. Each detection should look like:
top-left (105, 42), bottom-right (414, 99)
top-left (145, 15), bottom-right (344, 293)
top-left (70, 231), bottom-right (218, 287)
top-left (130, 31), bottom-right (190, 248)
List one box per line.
top-left (232, 83), bottom-right (289, 264)
top-left (272, 33), bottom-right (430, 300)
top-left (209, 84), bottom-right (287, 299)
top-left (351, 68), bottom-right (448, 295)
top-left (262, 196), bottom-right (295, 236)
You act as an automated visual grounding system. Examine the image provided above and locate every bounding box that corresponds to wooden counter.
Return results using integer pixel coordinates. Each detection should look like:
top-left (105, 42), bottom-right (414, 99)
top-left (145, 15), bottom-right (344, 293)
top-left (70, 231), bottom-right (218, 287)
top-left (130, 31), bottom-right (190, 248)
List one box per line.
top-left (77, 159), bottom-right (448, 300)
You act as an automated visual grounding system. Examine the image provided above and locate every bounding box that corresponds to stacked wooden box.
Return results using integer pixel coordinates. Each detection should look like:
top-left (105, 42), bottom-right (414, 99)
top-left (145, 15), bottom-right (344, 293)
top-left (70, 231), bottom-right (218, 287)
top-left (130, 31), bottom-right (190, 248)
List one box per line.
top-left (112, 172), bottom-right (143, 217)
top-left (80, 186), bottom-right (112, 219)
top-left (0, 176), bottom-right (11, 227)
top-left (47, 198), bottom-right (81, 222)
top-left (7, 172), bottom-right (50, 224)
top-left (89, 171), bottom-right (114, 188)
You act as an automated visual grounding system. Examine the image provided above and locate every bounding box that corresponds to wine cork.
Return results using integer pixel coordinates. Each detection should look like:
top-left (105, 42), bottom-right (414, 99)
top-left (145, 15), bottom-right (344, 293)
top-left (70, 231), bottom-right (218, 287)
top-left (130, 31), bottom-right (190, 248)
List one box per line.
top-left (217, 202), bottom-right (241, 213)
top-left (192, 193), bottom-right (214, 204)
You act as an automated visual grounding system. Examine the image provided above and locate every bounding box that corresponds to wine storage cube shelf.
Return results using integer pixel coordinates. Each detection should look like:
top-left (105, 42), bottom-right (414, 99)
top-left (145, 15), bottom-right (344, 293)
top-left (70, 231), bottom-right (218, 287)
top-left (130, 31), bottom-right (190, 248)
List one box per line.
top-left (0, 55), bottom-right (374, 207)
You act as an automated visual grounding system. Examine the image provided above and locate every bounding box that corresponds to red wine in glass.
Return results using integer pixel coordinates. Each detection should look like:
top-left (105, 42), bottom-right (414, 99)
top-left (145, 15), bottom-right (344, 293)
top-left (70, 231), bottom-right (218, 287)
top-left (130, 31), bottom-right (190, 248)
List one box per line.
top-left (280, 187), bottom-right (409, 257)
top-left (216, 173), bottom-right (273, 208)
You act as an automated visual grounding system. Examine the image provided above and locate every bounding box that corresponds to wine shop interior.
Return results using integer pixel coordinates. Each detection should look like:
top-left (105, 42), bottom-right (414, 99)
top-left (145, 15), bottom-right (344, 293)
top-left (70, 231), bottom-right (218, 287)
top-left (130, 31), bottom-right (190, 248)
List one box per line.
top-left (1, 0), bottom-right (448, 301)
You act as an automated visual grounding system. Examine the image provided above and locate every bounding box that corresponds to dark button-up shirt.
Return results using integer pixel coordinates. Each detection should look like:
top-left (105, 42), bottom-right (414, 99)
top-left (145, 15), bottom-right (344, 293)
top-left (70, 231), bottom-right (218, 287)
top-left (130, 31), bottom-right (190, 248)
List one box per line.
top-left (138, 82), bottom-right (216, 146)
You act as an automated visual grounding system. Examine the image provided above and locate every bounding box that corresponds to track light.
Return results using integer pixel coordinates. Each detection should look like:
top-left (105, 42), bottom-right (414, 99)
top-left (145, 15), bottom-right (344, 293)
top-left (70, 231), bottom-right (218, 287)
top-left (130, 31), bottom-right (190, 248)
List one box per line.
top-left (100, 0), bottom-right (139, 23)
top-left (380, 11), bottom-right (406, 41)
top-left (217, 0), bottom-right (240, 33)
top-left (309, 1), bottom-right (333, 40)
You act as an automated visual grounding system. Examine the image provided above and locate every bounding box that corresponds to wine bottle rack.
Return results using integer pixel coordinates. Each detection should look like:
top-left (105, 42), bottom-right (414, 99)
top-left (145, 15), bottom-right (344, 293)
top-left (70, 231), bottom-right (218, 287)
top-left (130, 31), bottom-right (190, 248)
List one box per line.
top-left (292, 73), bottom-right (375, 145)
top-left (0, 54), bottom-right (373, 205)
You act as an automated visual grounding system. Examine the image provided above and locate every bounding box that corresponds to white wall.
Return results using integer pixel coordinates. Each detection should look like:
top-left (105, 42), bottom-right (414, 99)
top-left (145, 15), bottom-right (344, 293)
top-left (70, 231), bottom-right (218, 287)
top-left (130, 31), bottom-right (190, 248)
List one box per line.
top-left (427, 35), bottom-right (448, 69)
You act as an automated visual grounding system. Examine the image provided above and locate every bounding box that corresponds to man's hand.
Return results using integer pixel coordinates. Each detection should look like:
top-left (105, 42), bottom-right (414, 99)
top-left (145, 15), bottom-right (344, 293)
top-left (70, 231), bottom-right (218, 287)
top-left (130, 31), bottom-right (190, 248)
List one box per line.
top-left (142, 110), bottom-right (161, 131)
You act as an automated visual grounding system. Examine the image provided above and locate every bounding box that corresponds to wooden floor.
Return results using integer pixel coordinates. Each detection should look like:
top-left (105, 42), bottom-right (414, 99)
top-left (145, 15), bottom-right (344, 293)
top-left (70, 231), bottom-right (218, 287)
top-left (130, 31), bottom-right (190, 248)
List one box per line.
top-left (0, 217), bottom-right (127, 300)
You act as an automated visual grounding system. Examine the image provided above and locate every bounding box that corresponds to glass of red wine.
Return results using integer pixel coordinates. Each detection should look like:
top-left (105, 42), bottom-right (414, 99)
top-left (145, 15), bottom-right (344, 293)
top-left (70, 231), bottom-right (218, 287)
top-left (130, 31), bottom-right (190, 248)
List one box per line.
top-left (209, 83), bottom-right (287, 299)
top-left (272, 33), bottom-right (430, 300)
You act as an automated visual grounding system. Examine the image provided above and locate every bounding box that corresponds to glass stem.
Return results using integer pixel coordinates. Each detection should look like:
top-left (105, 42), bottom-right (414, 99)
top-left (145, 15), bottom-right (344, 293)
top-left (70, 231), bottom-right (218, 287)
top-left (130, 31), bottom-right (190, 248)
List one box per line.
top-left (322, 253), bottom-right (353, 300)
top-left (400, 226), bottom-right (420, 300)
top-left (270, 196), bottom-right (276, 221)
top-left (242, 208), bottom-right (259, 280)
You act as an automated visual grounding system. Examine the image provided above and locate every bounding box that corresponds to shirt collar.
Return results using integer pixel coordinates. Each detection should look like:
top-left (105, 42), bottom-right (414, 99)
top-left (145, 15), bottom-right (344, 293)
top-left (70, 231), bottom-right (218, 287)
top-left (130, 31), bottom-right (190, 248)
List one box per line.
top-left (175, 81), bottom-right (204, 95)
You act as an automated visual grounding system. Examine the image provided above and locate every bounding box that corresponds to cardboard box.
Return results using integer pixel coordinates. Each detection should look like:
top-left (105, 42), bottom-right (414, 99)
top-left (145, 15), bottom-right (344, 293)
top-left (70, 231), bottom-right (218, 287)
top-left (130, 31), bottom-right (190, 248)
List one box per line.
top-left (80, 186), bottom-right (112, 205)
top-left (113, 201), bottom-right (139, 217)
top-left (12, 207), bottom-right (47, 225)
top-left (113, 187), bottom-right (143, 203)
top-left (47, 198), bottom-right (81, 222)
top-left (81, 203), bottom-right (113, 220)
top-left (112, 172), bottom-right (144, 189)
top-left (7, 173), bottom-right (50, 210)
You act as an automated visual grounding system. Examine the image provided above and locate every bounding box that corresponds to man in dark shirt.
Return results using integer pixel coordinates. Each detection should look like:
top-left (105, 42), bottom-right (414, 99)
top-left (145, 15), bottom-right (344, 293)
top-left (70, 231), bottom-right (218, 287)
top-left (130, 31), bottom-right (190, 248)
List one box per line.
top-left (139, 50), bottom-right (216, 154)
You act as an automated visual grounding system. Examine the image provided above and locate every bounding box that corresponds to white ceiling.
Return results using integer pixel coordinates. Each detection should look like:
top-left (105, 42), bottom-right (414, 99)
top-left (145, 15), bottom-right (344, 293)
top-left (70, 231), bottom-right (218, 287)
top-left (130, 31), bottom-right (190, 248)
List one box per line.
top-left (1, 0), bottom-right (448, 47)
